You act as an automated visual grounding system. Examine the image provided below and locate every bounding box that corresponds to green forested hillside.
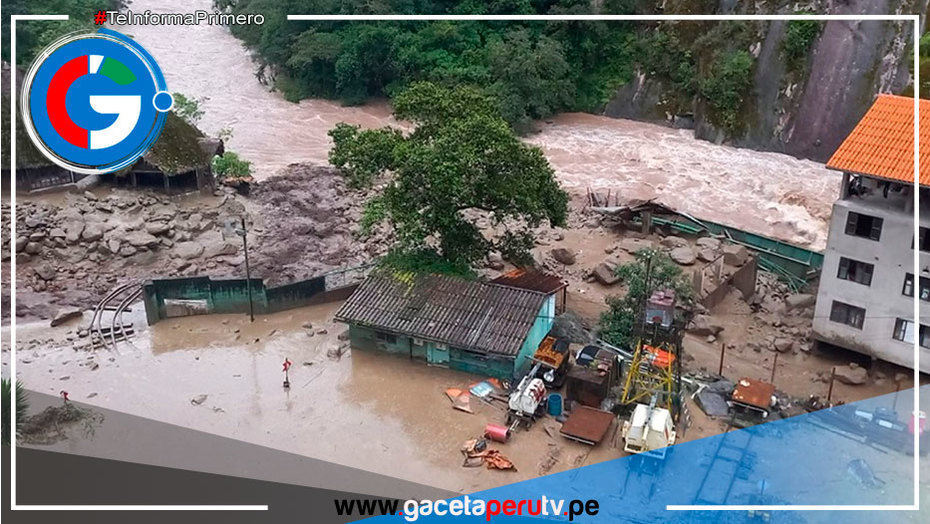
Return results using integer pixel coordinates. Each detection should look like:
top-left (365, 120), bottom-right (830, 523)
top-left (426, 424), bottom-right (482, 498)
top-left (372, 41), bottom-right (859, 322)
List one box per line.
top-left (222, 0), bottom-right (655, 132)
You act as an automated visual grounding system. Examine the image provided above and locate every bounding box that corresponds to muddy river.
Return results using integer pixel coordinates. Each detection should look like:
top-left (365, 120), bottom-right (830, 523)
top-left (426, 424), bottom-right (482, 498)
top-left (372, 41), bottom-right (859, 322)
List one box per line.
top-left (116, 0), bottom-right (839, 250)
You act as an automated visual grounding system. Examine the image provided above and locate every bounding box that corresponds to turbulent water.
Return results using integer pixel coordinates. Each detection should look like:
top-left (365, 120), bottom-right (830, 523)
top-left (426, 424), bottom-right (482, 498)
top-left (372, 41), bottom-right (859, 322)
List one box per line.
top-left (118, 0), bottom-right (839, 249)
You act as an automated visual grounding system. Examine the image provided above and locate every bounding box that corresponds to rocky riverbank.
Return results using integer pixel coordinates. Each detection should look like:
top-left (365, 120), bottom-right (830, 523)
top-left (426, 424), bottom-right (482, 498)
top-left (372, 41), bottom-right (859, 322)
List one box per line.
top-left (2, 164), bottom-right (385, 322)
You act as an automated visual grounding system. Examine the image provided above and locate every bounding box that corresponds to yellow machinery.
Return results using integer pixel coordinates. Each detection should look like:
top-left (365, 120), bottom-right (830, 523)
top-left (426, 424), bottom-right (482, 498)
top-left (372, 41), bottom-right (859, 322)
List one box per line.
top-left (620, 340), bottom-right (677, 411)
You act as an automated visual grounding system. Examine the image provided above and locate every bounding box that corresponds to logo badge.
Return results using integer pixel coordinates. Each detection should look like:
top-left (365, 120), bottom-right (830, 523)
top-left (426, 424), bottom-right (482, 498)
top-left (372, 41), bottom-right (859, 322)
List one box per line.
top-left (21, 28), bottom-right (172, 174)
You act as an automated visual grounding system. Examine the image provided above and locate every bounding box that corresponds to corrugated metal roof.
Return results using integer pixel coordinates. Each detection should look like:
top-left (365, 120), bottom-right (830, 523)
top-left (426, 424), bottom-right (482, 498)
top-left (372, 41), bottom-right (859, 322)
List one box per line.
top-left (334, 272), bottom-right (547, 356)
top-left (491, 269), bottom-right (567, 295)
top-left (826, 94), bottom-right (930, 186)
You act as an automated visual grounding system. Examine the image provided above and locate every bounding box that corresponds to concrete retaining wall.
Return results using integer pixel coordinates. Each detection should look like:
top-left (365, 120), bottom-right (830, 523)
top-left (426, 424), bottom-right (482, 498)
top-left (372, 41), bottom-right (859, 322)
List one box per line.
top-left (143, 266), bottom-right (372, 325)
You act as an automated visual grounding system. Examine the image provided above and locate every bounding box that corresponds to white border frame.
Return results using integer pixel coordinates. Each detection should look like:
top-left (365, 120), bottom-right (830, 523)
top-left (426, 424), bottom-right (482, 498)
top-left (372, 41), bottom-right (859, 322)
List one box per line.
top-left (4, 11), bottom-right (920, 513)
top-left (292, 12), bottom-right (922, 514)
top-left (5, 14), bottom-right (267, 512)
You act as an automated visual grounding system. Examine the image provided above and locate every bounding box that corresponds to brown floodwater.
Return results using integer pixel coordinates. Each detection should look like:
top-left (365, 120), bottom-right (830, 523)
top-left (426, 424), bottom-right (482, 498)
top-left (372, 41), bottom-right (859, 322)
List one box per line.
top-left (6, 301), bottom-right (625, 493)
top-left (114, 0), bottom-right (838, 249)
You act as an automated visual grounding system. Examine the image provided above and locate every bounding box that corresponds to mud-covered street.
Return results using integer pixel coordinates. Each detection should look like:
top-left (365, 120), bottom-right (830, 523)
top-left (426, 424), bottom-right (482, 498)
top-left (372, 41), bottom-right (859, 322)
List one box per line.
top-left (4, 302), bottom-right (624, 492)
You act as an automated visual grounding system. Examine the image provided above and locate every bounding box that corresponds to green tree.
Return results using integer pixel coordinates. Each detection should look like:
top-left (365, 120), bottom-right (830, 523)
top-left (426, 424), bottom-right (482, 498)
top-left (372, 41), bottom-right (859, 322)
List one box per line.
top-left (172, 93), bottom-right (204, 125)
top-left (329, 81), bottom-right (568, 271)
top-left (486, 29), bottom-right (575, 133)
top-left (1, 379), bottom-right (29, 445)
top-left (598, 249), bottom-right (693, 349)
top-left (221, 1), bottom-right (641, 131)
top-left (700, 50), bottom-right (755, 132)
top-left (212, 151), bottom-right (252, 179)
top-left (782, 18), bottom-right (821, 70)
top-left (2, 0), bottom-right (115, 66)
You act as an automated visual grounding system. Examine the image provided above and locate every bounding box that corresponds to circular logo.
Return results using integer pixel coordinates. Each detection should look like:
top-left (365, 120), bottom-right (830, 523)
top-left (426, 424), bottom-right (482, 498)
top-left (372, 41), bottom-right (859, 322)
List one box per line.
top-left (21, 28), bottom-right (172, 174)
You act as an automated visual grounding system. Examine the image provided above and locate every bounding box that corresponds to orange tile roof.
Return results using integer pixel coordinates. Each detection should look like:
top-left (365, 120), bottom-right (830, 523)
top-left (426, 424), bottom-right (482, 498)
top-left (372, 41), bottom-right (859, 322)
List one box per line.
top-left (826, 94), bottom-right (930, 187)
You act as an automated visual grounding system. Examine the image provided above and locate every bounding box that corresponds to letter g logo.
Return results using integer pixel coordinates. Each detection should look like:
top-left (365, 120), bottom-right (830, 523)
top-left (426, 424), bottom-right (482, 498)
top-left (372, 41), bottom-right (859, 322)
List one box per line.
top-left (21, 28), bottom-right (172, 174)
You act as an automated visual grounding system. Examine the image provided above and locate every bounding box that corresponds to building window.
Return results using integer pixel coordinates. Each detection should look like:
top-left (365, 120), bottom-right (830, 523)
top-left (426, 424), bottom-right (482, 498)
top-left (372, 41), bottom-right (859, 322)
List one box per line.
top-left (905, 321), bottom-right (930, 348)
top-left (902, 273), bottom-right (930, 300)
top-left (376, 332), bottom-right (397, 344)
top-left (844, 211), bottom-right (882, 241)
top-left (893, 318), bottom-right (915, 343)
top-left (837, 257), bottom-right (873, 286)
top-left (830, 301), bottom-right (865, 329)
top-left (918, 228), bottom-right (930, 252)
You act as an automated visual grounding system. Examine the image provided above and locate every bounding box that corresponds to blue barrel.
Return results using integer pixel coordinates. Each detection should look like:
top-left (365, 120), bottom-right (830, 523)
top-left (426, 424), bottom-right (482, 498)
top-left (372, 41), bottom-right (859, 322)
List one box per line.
top-left (547, 393), bottom-right (563, 416)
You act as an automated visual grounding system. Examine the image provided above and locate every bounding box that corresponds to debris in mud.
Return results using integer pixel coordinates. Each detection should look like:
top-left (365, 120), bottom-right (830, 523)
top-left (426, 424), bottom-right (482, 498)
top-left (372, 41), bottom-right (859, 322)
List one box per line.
top-left (20, 403), bottom-right (104, 445)
top-left (451, 391), bottom-right (473, 414)
top-left (834, 363), bottom-right (869, 386)
top-left (326, 343), bottom-right (350, 361)
top-left (847, 458), bottom-right (885, 489)
top-left (461, 439), bottom-right (516, 471)
top-left (538, 442), bottom-right (562, 474)
top-left (190, 394), bottom-right (208, 405)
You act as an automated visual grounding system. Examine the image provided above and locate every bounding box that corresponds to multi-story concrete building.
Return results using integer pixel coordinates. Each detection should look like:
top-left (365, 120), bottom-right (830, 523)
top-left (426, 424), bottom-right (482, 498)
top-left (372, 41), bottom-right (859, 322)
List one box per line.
top-left (812, 94), bottom-right (929, 373)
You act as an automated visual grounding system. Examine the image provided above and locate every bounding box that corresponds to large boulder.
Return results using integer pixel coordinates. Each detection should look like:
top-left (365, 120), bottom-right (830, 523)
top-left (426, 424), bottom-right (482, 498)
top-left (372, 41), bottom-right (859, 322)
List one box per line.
top-left (64, 222), bottom-right (85, 244)
top-left (550, 311), bottom-right (593, 344)
top-left (50, 307), bottom-right (83, 327)
top-left (146, 221), bottom-right (171, 235)
top-left (688, 314), bottom-right (724, 337)
top-left (34, 262), bottom-right (56, 281)
top-left (81, 223), bottom-right (105, 242)
top-left (550, 247), bottom-right (576, 265)
top-left (125, 231), bottom-right (159, 248)
top-left (175, 242), bottom-right (205, 260)
top-left (696, 237), bottom-right (722, 251)
top-left (772, 338), bottom-right (795, 353)
top-left (697, 249), bottom-right (717, 263)
top-left (722, 244), bottom-right (749, 266)
top-left (593, 261), bottom-right (621, 286)
top-left (834, 364), bottom-right (869, 385)
top-left (617, 237), bottom-right (654, 254)
top-left (670, 246), bottom-right (697, 265)
top-left (486, 251), bottom-right (504, 270)
top-left (660, 235), bottom-right (688, 248)
top-left (785, 293), bottom-right (816, 310)
top-left (204, 240), bottom-right (240, 258)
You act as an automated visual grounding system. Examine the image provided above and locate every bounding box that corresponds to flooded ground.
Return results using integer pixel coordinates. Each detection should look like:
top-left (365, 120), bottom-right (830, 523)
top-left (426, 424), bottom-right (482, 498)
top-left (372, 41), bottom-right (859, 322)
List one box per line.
top-left (7, 296), bottom-right (921, 493)
top-left (6, 301), bottom-right (632, 493)
top-left (116, 0), bottom-right (837, 249)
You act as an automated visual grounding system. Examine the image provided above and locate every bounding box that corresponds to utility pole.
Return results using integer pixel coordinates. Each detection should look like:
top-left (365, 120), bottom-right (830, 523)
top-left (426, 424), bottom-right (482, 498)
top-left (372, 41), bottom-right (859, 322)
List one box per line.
top-left (769, 352), bottom-right (779, 384)
top-left (718, 343), bottom-right (726, 376)
top-left (238, 217), bottom-right (254, 322)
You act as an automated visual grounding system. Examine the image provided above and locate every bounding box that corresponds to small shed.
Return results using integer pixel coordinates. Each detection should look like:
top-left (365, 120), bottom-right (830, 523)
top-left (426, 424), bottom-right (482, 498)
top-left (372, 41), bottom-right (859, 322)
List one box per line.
top-left (335, 272), bottom-right (556, 379)
top-left (123, 111), bottom-right (220, 193)
top-left (491, 269), bottom-right (568, 314)
top-left (1, 63), bottom-right (80, 191)
top-left (565, 345), bottom-right (619, 408)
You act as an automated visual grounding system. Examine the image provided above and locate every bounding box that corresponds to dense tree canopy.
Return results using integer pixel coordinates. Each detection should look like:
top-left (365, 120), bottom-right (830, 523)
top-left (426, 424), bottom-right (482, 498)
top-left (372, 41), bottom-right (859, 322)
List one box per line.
top-left (329, 82), bottom-right (569, 272)
top-left (224, 0), bottom-right (640, 131)
top-left (2, 0), bottom-right (117, 66)
top-left (223, 1), bottom-right (772, 134)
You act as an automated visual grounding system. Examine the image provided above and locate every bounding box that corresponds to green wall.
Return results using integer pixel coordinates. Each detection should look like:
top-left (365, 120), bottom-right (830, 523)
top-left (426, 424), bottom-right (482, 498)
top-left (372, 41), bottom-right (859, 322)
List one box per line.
top-left (143, 274), bottom-right (353, 324)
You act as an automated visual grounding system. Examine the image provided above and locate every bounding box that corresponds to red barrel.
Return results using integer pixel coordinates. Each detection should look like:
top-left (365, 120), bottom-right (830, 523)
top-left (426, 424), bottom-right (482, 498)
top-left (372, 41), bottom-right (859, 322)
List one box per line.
top-left (485, 423), bottom-right (511, 443)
